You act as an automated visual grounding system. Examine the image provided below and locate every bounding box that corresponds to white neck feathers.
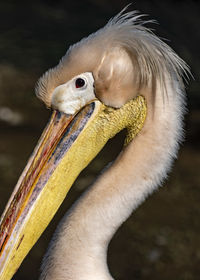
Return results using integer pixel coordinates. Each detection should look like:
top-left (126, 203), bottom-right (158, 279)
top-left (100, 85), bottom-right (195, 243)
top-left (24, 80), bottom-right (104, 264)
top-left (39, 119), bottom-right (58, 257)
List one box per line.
top-left (39, 77), bottom-right (185, 280)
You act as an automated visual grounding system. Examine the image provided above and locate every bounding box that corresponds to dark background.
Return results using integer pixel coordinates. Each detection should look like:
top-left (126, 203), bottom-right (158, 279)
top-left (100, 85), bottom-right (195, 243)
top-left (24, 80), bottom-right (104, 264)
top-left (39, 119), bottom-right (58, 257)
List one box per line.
top-left (0, 0), bottom-right (199, 279)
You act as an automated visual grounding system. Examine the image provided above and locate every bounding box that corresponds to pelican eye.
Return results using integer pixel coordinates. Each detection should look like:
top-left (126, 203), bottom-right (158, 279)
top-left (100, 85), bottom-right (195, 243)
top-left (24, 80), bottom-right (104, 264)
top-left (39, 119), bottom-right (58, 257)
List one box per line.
top-left (75, 78), bottom-right (86, 89)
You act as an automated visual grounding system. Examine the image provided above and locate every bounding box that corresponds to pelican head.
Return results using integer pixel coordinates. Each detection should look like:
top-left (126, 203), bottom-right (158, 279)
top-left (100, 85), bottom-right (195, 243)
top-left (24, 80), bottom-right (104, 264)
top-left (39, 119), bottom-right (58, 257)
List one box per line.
top-left (0, 9), bottom-right (188, 280)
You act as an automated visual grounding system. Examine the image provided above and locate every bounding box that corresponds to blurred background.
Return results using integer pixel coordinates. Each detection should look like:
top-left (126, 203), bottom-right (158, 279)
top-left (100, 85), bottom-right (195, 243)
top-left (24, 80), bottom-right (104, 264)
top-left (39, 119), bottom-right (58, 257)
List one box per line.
top-left (0, 0), bottom-right (199, 279)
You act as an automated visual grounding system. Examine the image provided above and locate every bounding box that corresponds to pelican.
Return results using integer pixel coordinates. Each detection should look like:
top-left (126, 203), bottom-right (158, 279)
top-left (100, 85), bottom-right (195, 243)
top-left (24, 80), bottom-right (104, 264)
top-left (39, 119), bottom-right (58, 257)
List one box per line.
top-left (0, 9), bottom-right (188, 280)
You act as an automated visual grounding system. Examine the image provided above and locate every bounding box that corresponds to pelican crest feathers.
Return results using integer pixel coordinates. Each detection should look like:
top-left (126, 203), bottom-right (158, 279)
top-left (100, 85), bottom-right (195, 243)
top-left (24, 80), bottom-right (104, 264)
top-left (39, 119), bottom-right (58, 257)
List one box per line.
top-left (36, 9), bottom-right (189, 108)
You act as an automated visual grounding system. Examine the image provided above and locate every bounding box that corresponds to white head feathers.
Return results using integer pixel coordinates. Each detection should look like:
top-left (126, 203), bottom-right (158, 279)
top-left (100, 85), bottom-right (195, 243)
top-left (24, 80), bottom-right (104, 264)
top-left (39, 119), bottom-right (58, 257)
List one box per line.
top-left (36, 9), bottom-right (189, 108)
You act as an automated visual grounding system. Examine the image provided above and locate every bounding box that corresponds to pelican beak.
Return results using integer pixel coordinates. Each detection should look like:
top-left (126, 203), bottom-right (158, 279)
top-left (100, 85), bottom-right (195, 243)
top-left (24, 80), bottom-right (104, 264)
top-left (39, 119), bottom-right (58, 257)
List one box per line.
top-left (0, 96), bottom-right (146, 280)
